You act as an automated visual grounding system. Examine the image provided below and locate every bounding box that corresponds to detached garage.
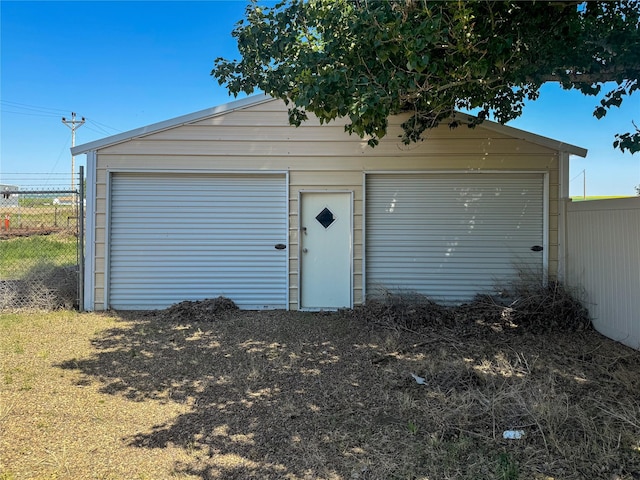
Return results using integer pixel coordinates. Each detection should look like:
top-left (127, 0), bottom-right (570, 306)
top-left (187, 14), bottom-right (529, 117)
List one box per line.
top-left (72, 95), bottom-right (586, 311)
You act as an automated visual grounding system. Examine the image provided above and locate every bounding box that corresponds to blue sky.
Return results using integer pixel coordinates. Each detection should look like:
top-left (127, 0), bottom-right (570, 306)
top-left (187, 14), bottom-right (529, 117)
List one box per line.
top-left (1, 1), bottom-right (639, 196)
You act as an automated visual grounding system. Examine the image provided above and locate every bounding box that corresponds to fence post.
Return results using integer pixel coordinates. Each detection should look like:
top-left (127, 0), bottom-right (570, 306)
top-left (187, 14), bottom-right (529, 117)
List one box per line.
top-left (78, 166), bottom-right (85, 311)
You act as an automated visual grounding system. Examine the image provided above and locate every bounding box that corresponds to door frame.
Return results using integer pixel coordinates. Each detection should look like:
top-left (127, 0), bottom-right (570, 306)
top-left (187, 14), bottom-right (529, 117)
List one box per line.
top-left (297, 190), bottom-right (354, 310)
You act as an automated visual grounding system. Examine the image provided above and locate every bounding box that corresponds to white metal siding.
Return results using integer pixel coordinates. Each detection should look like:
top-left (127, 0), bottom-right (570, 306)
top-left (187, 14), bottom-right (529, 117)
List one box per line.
top-left (108, 173), bottom-right (287, 309)
top-left (566, 198), bottom-right (640, 350)
top-left (366, 173), bottom-right (545, 303)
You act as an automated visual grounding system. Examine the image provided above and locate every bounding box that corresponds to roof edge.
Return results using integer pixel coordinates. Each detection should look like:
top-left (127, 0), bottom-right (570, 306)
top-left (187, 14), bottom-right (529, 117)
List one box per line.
top-left (71, 94), bottom-right (274, 155)
top-left (473, 118), bottom-right (587, 157)
top-left (72, 93), bottom-right (588, 158)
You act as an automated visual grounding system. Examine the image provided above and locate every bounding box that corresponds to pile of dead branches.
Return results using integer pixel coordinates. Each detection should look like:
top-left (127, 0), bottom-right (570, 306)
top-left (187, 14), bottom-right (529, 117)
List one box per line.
top-left (162, 296), bottom-right (238, 322)
top-left (489, 281), bottom-right (591, 333)
top-left (352, 281), bottom-right (591, 334)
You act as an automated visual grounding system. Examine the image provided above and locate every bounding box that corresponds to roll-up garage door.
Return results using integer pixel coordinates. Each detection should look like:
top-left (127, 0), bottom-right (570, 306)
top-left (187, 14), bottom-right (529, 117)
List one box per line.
top-left (108, 173), bottom-right (287, 310)
top-left (366, 173), bottom-right (545, 303)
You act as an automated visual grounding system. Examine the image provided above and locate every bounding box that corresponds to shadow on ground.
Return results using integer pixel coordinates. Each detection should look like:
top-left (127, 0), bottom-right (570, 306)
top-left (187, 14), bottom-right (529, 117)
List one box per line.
top-left (58, 309), bottom-right (416, 479)
top-left (57, 304), bottom-right (640, 480)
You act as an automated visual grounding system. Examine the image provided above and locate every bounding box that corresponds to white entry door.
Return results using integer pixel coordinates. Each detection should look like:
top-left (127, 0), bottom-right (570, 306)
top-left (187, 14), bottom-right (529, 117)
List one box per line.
top-left (300, 192), bottom-right (352, 309)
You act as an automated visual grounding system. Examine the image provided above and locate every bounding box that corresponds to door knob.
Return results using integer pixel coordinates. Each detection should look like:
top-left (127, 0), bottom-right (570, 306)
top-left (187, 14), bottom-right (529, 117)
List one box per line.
top-left (302, 248), bottom-right (308, 253)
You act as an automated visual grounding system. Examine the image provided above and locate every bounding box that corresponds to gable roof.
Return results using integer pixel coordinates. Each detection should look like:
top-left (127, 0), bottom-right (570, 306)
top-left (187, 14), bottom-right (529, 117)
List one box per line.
top-left (72, 94), bottom-right (587, 157)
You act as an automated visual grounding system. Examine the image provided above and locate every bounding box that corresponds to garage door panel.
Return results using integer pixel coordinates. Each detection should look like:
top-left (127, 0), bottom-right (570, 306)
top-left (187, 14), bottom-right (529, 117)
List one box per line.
top-left (366, 173), bottom-right (544, 303)
top-left (108, 173), bottom-right (287, 310)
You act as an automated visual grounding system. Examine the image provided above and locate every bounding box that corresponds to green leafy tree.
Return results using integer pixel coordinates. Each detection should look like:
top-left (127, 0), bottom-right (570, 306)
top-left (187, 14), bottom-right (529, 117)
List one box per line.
top-left (212, 0), bottom-right (639, 151)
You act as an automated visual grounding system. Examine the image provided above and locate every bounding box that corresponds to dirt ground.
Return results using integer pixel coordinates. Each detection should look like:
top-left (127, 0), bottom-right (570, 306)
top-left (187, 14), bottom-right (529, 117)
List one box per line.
top-left (1, 299), bottom-right (639, 479)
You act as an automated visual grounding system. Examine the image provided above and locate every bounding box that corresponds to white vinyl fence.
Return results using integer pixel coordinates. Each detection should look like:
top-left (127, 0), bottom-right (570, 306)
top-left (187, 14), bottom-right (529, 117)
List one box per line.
top-left (565, 197), bottom-right (640, 350)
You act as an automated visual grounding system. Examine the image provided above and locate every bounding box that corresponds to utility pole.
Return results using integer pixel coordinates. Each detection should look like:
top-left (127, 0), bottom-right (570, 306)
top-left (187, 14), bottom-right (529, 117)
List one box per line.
top-left (62, 112), bottom-right (85, 191)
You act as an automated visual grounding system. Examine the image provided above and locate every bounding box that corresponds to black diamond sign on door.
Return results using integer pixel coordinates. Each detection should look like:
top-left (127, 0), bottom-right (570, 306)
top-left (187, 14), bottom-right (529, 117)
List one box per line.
top-left (316, 207), bottom-right (335, 229)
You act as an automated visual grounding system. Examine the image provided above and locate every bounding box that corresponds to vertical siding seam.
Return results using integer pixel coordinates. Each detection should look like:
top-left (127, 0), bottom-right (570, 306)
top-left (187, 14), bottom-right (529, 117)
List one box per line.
top-left (362, 172), bottom-right (368, 301)
top-left (104, 170), bottom-right (112, 309)
top-left (285, 171), bottom-right (290, 311)
top-left (543, 172), bottom-right (550, 281)
top-left (85, 151), bottom-right (97, 311)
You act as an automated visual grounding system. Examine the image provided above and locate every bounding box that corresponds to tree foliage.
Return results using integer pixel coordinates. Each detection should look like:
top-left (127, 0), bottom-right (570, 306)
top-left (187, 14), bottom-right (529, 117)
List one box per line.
top-left (213, 0), bottom-right (640, 151)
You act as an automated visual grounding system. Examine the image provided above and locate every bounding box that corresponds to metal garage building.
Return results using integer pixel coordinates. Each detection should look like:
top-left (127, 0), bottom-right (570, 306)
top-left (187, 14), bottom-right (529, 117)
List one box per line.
top-left (72, 95), bottom-right (586, 311)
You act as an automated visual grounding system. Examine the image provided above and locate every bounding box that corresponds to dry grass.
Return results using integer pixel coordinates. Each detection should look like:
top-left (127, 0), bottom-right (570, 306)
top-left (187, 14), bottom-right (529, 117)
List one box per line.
top-left (1, 302), bottom-right (640, 479)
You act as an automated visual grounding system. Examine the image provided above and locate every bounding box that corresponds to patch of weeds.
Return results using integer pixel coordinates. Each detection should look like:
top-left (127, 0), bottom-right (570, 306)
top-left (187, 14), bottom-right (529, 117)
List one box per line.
top-left (396, 390), bottom-right (419, 413)
top-left (0, 397), bottom-right (16, 424)
top-left (0, 314), bottom-right (22, 328)
top-left (497, 452), bottom-right (519, 480)
top-left (441, 435), bottom-right (475, 470)
top-left (11, 369), bottom-right (36, 391)
top-left (407, 420), bottom-right (419, 435)
top-left (43, 445), bottom-right (71, 477)
top-left (382, 331), bottom-right (403, 353)
top-left (36, 420), bottom-right (51, 430)
top-left (0, 471), bottom-right (17, 480)
top-left (136, 474), bottom-right (154, 480)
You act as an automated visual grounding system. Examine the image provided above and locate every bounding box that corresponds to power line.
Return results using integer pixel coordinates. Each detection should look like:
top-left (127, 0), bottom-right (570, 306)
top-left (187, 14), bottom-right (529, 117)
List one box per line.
top-left (83, 124), bottom-right (112, 136)
top-left (569, 169), bottom-right (585, 182)
top-left (85, 118), bottom-right (122, 134)
top-left (1, 109), bottom-right (62, 118)
top-left (84, 119), bottom-right (120, 136)
top-left (569, 169), bottom-right (586, 199)
top-left (48, 137), bottom-right (72, 179)
top-left (2, 102), bottom-right (122, 136)
top-left (0, 100), bottom-right (68, 114)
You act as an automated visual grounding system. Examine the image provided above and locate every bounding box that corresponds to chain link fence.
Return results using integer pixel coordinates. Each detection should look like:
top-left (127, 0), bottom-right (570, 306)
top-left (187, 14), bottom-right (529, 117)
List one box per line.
top-left (1, 172), bottom-right (84, 310)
